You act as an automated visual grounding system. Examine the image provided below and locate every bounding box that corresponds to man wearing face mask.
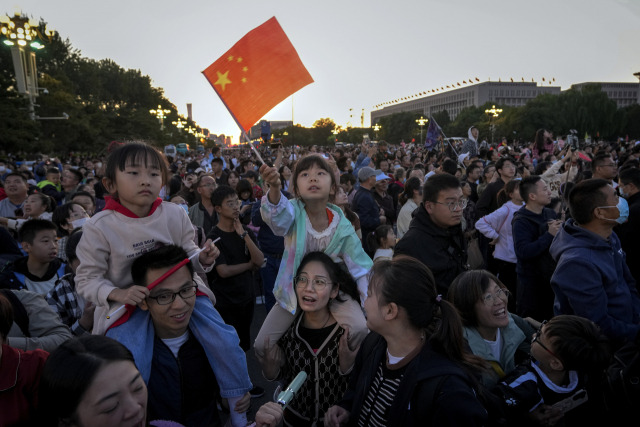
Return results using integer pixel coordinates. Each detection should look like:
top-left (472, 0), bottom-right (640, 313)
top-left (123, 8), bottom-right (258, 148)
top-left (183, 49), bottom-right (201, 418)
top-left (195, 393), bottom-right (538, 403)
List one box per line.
top-left (615, 167), bottom-right (640, 288)
top-left (550, 179), bottom-right (640, 350)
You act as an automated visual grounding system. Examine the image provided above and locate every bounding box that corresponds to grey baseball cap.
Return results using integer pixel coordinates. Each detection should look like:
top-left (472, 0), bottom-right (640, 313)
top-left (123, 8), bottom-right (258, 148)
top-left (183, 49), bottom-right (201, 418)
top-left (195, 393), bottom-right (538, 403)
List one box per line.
top-left (358, 166), bottom-right (376, 182)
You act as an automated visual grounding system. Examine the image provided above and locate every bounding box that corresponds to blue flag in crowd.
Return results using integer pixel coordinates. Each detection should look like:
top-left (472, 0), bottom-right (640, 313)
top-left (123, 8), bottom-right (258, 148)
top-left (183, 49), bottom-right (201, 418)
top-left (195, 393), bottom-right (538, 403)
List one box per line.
top-left (425, 117), bottom-right (442, 150)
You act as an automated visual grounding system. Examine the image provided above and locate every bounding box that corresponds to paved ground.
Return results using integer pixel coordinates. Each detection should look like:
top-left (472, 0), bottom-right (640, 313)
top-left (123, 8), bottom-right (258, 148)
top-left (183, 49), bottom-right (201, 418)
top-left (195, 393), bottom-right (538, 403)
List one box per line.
top-left (220, 298), bottom-right (282, 426)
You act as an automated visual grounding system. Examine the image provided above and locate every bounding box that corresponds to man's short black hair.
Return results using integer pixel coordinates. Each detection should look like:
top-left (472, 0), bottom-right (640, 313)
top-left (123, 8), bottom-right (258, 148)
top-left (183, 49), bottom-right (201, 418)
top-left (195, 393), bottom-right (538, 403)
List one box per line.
top-left (441, 159), bottom-right (458, 176)
top-left (619, 167), bottom-right (640, 188)
top-left (19, 219), bottom-right (57, 244)
top-left (495, 156), bottom-right (516, 172)
top-left (466, 163), bottom-right (481, 175)
top-left (211, 185), bottom-right (238, 207)
top-left (66, 168), bottom-right (84, 184)
top-left (340, 173), bottom-right (356, 186)
top-left (46, 167), bottom-right (61, 175)
top-left (72, 191), bottom-right (95, 204)
top-left (3, 172), bottom-right (27, 184)
top-left (211, 157), bottom-right (224, 166)
top-left (569, 178), bottom-right (610, 225)
top-left (592, 153), bottom-right (613, 169)
top-left (519, 175), bottom-right (542, 204)
top-left (131, 244), bottom-right (194, 287)
top-left (422, 173), bottom-right (461, 203)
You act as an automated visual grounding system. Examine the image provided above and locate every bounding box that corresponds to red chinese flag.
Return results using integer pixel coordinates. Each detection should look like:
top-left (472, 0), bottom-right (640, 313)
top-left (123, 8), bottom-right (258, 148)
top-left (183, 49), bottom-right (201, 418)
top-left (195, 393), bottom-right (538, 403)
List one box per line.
top-left (203, 17), bottom-right (313, 132)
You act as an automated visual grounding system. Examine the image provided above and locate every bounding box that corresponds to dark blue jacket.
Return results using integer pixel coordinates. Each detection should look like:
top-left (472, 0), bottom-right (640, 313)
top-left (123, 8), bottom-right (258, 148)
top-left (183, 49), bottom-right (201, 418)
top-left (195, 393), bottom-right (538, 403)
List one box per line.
top-left (550, 219), bottom-right (640, 344)
top-left (251, 195), bottom-right (286, 256)
top-left (512, 206), bottom-right (557, 280)
top-left (352, 186), bottom-right (380, 252)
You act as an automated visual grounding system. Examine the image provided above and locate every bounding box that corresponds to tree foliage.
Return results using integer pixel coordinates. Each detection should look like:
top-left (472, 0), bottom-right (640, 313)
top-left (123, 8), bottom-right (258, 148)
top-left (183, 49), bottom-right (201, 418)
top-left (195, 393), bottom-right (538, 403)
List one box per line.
top-left (0, 15), bottom-right (201, 156)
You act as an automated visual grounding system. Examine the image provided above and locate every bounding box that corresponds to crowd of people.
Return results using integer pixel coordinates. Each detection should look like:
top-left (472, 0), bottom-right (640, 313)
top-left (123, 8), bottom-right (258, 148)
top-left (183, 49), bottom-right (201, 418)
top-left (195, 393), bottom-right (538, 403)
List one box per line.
top-left (0, 129), bottom-right (639, 426)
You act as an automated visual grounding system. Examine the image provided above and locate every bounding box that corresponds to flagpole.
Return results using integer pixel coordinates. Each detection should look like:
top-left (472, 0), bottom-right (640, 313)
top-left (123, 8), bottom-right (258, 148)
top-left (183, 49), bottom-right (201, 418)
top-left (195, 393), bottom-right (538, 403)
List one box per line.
top-left (428, 116), bottom-right (463, 168)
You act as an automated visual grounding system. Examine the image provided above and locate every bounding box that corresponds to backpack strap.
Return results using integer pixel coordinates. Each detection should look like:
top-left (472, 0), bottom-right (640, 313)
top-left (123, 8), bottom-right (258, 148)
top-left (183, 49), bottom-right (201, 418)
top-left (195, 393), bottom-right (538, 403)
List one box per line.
top-left (0, 289), bottom-right (30, 337)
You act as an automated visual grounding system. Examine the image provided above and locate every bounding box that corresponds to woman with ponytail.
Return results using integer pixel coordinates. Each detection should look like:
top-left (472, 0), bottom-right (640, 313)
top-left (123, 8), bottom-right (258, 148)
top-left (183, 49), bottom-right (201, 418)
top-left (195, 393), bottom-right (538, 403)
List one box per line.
top-left (325, 256), bottom-right (489, 427)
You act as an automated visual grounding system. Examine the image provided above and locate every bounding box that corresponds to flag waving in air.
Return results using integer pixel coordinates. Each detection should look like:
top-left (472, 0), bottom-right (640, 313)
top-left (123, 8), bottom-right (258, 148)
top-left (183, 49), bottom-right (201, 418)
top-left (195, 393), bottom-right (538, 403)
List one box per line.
top-left (203, 17), bottom-right (314, 132)
top-left (425, 116), bottom-right (443, 150)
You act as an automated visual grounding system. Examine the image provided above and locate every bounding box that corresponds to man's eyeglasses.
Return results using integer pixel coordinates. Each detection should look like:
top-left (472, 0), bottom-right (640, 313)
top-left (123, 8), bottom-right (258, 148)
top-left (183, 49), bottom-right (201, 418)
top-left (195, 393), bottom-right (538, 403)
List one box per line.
top-left (148, 284), bottom-right (198, 305)
top-left (532, 320), bottom-right (560, 359)
top-left (223, 199), bottom-right (240, 208)
top-left (431, 199), bottom-right (468, 212)
top-left (294, 276), bottom-right (332, 291)
top-left (481, 288), bottom-right (511, 306)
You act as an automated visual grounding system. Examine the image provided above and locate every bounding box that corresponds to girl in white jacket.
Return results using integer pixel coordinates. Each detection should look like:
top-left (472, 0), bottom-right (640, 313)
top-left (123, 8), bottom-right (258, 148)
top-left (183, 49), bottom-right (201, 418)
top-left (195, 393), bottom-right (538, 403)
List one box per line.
top-left (475, 179), bottom-right (523, 312)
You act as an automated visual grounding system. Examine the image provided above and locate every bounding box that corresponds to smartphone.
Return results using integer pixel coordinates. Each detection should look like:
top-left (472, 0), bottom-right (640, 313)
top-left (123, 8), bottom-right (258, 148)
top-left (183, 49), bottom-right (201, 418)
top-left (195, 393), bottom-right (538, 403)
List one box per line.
top-left (551, 389), bottom-right (588, 413)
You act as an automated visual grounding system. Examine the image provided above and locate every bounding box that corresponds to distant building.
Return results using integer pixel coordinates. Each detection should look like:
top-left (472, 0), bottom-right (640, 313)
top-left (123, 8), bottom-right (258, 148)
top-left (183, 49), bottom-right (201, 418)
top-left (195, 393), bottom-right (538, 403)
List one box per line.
top-left (371, 79), bottom-right (640, 124)
top-left (569, 82), bottom-right (640, 108)
top-left (371, 81), bottom-right (561, 123)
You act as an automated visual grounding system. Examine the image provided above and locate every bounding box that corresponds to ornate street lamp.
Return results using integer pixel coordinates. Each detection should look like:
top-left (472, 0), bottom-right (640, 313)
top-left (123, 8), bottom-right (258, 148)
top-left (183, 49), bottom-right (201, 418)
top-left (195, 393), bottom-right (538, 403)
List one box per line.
top-left (484, 105), bottom-right (502, 144)
top-left (416, 116), bottom-right (428, 144)
top-left (149, 105), bottom-right (171, 130)
top-left (172, 117), bottom-right (187, 131)
top-left (373, 123), bottom-right (381, 139)
top-left (0, 12), bottom-right (56, 120)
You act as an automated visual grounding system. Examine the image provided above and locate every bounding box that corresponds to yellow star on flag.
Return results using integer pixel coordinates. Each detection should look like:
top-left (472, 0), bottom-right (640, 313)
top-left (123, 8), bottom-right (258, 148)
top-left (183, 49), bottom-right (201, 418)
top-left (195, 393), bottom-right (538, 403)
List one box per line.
top-left (227, 55), bottom-right (234, 61)
top-left (241, 77), bottom-right (247, 83)
top-left (237, 57), bottom-right (243, 63)
top-left (214, 71), bottom-right (232, 91)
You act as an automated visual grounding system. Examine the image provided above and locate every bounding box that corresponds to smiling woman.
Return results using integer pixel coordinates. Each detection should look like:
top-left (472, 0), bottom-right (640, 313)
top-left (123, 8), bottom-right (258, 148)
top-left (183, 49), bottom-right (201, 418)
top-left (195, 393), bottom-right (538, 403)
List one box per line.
top-left (38, 335), bottom-right (148, 427)
top-left (447, 269), bottom-right (536, 388)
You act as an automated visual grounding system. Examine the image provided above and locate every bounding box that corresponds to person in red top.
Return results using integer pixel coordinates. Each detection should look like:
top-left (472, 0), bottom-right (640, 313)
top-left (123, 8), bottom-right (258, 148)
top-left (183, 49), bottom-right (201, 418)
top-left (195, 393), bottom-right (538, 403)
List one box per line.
top-left (0, 291), bottom-right (49, 426)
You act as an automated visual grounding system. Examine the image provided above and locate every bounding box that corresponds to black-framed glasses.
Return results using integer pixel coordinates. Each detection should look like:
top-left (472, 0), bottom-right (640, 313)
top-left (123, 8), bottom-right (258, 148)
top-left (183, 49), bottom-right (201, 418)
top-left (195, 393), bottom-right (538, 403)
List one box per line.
top-left (431, 199), bottom-right (468, 211)
top-left (481, 288), bottom-right (511, 306)
top-left (148, 284), bottom-right (198, 305)
top-left (294, 275), bottom-right (332, 291)
top-left (532, 320), bottom-right (559, 359)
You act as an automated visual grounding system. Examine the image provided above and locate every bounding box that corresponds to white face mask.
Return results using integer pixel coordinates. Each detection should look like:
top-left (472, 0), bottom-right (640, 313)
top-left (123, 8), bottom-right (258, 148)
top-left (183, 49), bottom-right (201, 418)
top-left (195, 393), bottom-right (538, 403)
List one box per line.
top-left (71, 217), bottom-right (88, 229)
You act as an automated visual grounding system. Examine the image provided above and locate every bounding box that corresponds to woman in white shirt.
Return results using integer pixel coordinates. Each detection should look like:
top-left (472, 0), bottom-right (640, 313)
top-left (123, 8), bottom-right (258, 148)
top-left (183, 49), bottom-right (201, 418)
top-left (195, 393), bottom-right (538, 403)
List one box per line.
top-left (395, 176), bottom-right (422, 239)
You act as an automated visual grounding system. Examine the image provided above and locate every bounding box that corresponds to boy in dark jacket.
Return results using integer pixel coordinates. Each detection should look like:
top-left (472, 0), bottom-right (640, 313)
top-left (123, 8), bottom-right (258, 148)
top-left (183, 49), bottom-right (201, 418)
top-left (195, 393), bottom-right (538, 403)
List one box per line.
top-left (0, 219), bottom-right (66, 297)
top-left (512, 176), bottom-right (559, 321)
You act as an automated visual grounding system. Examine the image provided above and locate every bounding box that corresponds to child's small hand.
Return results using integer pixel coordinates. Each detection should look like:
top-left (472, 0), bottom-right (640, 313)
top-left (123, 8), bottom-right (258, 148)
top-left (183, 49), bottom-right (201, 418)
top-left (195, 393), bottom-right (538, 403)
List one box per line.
top-left (108, 286), bottom-right (149, 306)
top-left (199, 239), bottom-right (220, 265)
top-left (259, 164), bottom-right (280, 188)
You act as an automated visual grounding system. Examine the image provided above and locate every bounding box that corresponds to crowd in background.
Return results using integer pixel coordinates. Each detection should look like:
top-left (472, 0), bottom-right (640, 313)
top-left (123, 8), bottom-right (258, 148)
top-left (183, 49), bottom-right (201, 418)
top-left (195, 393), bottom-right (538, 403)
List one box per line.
top-left (1, 129), bottom-right (639, 426)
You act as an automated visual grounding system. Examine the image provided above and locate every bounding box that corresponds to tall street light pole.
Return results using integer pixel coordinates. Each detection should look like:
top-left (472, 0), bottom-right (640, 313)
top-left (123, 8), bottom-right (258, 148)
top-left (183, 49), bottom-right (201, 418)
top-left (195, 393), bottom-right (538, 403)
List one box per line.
top-left (373, 123), bottom-right (381, 140)
top-left (0, 12), bottom-right (55, 120)
top-left (150, 105), bottom-right (171, 130)
top-left (484, 105), bottom-right (502, 145)
top-left (416, 116), bottom-right (428, 144)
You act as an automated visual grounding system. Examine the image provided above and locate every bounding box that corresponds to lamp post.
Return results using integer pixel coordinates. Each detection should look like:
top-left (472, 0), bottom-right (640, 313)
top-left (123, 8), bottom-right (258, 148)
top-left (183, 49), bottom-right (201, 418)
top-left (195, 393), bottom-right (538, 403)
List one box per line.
top-left (373, 123), bottom-right (381, 140)
top-left (484, 105), bottom-right (502, 144)
top-left (172, 117), bottom-right (186, 132)
top-left (149, 105), bottom-right (171, 130)
top-left (416, 116), bottom-right (428, 144)
top-left (0, 12), bottom-right (55, 120)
